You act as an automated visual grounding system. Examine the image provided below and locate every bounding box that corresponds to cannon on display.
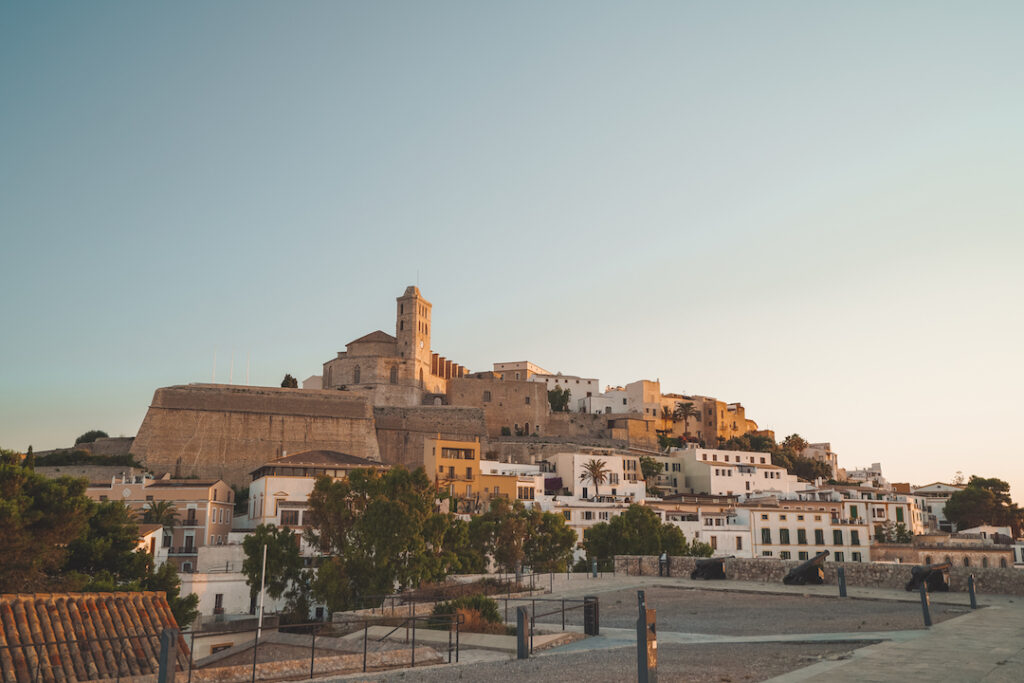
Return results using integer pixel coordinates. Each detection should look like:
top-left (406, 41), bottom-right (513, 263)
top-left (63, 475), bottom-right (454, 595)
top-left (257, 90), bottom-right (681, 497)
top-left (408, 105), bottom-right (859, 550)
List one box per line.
top-left (690, 556), bottom-right (730, 580)
top-left (905, 562), bottom-right (951, 592)
top-left (782, 550), bottom-right (830, 585)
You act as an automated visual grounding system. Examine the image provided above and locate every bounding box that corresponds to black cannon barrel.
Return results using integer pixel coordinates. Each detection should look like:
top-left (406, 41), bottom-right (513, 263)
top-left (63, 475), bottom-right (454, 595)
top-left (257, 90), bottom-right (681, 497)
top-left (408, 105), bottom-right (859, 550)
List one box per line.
top-left (905, 562), bottom-right (952, 592)
top-left (782, 550), bottom-right (830, 586)
top-left (690, 555), bottom-right (732, 580)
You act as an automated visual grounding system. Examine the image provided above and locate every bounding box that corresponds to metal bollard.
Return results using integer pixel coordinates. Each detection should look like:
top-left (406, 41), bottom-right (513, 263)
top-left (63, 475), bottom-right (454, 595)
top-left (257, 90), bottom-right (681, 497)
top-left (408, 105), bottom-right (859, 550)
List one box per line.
top-left (157, 628), bottom-right (178, 683)
top-left (838, 566), bottom-right (847, 598)
top-left (968, 574), bottom-right (978, 609)
top-left (516, 607), bottom-right (529, 659)
top-left (919, 582), bottom-right (932, 627)
top-left (636, 591), bottom-right (657, 683)
top-left (592, 558), bottom-right (598, 578)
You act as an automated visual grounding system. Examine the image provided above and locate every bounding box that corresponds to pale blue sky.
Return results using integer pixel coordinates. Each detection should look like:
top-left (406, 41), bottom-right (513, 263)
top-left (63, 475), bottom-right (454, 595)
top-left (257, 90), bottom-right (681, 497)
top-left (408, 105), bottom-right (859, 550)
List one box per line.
top-left (2, 3), bottom-right (1022, 495)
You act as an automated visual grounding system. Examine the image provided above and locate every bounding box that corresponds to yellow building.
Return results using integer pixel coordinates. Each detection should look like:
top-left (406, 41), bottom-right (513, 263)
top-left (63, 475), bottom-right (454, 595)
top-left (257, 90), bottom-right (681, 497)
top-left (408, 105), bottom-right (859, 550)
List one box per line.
top-left (424, 437), bottom-right (524, 510)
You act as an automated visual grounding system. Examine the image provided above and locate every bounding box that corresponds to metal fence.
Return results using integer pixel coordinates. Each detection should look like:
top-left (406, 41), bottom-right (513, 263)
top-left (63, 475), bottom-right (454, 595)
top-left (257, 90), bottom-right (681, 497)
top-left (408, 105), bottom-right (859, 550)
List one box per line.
top-left (0, 615), bottom-right (465, 683)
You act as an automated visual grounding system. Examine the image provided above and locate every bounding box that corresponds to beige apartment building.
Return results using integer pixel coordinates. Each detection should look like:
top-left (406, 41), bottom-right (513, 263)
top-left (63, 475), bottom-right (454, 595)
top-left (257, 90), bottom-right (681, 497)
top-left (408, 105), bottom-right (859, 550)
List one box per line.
top-left (86, 473), bottom-right (234, 573)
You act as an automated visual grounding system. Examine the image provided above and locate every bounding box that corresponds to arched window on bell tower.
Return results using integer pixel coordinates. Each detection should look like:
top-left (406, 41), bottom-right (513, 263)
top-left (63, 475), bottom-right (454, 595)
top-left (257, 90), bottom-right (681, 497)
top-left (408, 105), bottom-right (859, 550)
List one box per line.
top-left (354, 365), bottom-right (361, 383)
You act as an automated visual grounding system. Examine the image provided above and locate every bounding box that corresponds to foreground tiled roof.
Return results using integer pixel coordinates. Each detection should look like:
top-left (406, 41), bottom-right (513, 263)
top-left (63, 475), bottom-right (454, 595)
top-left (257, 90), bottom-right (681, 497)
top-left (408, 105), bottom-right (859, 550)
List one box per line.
top-left (0, 592), bottom-right (190, 682)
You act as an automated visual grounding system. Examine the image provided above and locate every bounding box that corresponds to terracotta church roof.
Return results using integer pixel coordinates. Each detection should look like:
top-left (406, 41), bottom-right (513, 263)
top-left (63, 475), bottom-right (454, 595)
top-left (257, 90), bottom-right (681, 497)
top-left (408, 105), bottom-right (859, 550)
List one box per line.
top-left (0, 592), bottom-right (190, 682)
top-left (252, 449), bottom-right (385, 473)
top-left (347, 330), bottom-right (396, 346)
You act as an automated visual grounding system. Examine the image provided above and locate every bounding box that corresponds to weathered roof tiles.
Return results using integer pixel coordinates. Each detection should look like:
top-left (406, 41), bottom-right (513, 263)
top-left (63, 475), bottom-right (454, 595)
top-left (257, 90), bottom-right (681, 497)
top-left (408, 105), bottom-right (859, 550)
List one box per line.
top-left (0, 592), bottom-right (189, 683)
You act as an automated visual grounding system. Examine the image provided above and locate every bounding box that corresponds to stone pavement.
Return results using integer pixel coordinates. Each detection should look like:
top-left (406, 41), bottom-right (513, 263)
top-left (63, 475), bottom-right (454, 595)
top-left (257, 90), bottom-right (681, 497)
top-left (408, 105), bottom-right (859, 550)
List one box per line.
top-left (324, 573), bottom-right (1024, 681)
top-left (544, 573), bottom-right (1024, 681)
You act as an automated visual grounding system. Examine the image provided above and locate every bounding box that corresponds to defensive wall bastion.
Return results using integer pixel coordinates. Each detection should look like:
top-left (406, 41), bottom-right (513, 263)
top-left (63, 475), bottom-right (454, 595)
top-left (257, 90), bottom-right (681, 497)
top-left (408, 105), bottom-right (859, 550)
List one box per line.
top-left (131, 384), bottom-right (382, 486)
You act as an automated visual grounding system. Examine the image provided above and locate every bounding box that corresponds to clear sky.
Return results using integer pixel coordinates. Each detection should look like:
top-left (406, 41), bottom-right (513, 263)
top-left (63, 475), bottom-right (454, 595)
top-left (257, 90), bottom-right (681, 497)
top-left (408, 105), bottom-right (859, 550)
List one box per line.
top-left (2, 3), bottom-right (1022, 496)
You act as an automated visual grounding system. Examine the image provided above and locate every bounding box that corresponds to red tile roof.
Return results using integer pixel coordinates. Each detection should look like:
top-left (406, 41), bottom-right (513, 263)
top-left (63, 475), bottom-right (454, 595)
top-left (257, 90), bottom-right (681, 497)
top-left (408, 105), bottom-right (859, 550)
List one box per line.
top-left (0, 592), bottom-right (190, 682)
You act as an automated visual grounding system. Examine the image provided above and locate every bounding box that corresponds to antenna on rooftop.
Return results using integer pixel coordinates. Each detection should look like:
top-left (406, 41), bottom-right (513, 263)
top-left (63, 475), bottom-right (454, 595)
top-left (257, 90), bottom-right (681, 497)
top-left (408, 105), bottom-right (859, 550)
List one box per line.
top-left (212, 349), bottom-right (217, 383)
top-left (229, 350), bottom-right (235, 385)
top-left (246, 351), bottom-right (251, 386)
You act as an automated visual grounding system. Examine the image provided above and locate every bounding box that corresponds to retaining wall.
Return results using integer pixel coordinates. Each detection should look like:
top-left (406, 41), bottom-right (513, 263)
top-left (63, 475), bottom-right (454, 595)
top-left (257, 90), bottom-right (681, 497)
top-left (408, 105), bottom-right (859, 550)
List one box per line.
top-left (614, 555), bottom-right (1024, 595)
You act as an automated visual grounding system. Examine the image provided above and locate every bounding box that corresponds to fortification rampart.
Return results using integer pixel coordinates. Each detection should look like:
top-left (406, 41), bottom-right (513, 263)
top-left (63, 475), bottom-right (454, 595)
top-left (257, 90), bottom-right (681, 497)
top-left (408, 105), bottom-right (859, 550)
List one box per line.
top-left (373, 406), bottom-right (487, 470)
top-left (132, 384), bottom-right (380, 487)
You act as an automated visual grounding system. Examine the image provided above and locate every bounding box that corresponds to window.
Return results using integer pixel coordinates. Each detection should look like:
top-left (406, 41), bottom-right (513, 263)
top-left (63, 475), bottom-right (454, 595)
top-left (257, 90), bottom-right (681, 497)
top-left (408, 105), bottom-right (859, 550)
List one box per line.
top-left (814, 515), bottom-right (822, 521)
top-left (762, 551), bottom-right (773, 557)
top-left (779, 529), bottom-right (790, 544)
top-left (562, 511), bottom-right (571, 521)
top-left (798, 551), bottom-right (809, 561)
top-left (599, 511), bottom-right (610, 520)
top-left (99, 495), bottom-right (108, 502)
top-left (761, 514), bottom-right (768, 520)
top-left (797, 529), bottom-right (807, 545)
top-left (797, 515), bottom-right (804, 521)
top-left (779, 514), bottom-right (787, 521)
top-left (852, 552), bottom-right (862, 562)
top-left (814, 529), bottom-right (825, 545)
top-left (353, 365), bottom-right (360, 383)
top-left (517, 487), bottom-right (534, 500)
top-left (896, 507), bottom-right (904, 523)
top-left (525, 396), bottom-right (530, 405)
top-left (710, 536), bottom-right (717, 550)
top-left (1000, 558), bottom-right (1008, 568)
top-left (834, 551), bottom-right (845, 562)
top-left (780, 551), bottom-right (791, 560)
top-left (390, 366), bottom-right (398, 384)
top-left (483, 391), bottom-right (491, 402)
top-left (849, 505), bottom-right (858, 519)
top-left (963, 557), bottom-right (971, 567)
top-left (214, 593), bottom-right (224, 610)
top-left (281, 509), bottom-right (300, 526)
top-left (465, 467), bottom-right (472, 480)
top-left (736, 536), bottom-right (743, 550)
top-left (833, 530), bottom-right (843, 545)
top-left (982, 557), bottom-right (989, 568)
top-left (851, 530), bottom-right (860, 545)
top-left (583, 511), bottom-right (594, 521)
top-left (761, 529), bottom-right (772, 544)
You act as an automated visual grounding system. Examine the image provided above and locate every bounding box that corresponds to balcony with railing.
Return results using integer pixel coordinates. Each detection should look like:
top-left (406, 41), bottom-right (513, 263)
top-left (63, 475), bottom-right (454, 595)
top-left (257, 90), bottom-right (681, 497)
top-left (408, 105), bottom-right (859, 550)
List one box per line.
top-left (168, 546), bottom-right (198, 556)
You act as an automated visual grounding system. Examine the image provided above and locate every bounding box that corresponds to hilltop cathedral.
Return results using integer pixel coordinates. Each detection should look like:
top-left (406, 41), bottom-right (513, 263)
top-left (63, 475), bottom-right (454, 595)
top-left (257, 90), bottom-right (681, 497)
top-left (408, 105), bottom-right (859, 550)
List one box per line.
top-left (320, 286), bottom-right (470, 406)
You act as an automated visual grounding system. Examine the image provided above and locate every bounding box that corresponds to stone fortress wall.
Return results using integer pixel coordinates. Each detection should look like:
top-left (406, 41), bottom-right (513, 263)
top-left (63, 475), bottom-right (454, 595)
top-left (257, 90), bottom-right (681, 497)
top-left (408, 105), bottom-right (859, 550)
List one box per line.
top-left (131, 384), bottom-right (381, 487)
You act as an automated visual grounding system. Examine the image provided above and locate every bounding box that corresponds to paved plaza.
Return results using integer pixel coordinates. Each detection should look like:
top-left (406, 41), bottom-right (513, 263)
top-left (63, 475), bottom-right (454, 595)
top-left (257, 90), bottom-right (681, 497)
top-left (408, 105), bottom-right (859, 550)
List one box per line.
top-left (326, 572), bottom-right (1024, 682)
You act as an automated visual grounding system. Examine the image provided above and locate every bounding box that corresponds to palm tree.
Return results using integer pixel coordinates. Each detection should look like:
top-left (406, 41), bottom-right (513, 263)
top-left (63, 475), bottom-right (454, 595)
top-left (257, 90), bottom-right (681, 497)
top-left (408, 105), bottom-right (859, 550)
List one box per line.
top-left (673, 402), bottom-right (700, 440)
top-left (659, 406), bottom-right (674, 434)
top-left (579, 459), bottom-right (610, 500)
top-left (143, 500), bottom-right (179, 529)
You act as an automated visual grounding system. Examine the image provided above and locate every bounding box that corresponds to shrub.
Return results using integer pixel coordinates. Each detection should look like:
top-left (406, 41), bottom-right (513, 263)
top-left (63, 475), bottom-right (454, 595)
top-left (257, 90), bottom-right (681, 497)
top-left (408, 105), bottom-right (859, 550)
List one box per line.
top-left (429, 594), bottom-right (503, 632)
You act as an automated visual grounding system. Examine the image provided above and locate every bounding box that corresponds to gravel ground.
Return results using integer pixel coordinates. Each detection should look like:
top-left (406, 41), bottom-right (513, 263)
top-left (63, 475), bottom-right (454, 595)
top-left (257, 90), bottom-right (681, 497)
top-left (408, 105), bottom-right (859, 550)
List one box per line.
top-left (533, 586), bottom-right (970, 634)
top-left (348, 642), bottom-right (873, 682)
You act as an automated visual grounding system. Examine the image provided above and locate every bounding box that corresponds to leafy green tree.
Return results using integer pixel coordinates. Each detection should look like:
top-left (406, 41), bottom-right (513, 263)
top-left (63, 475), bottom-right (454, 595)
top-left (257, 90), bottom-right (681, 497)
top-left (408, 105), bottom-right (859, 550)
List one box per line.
top-left (23, 446), bottom-right (34, 470)
top-left (281, 374), bottom-right (299, 388)
top-left (75, 430), bottom-right (109, 445)
top-left (579, 458), bottom-right (610, 500)
top-left (145, 561), bottom-right (200, 627)
top-left (673, 402), bottom-right (700, 437)
top-left (582, 504), bottom-right (710, 560)
top-left (232, 484), bottom-right (250, 515)
top-left (875, 521), bottom-right (913, 544)
top-left (779, 434), bottom-right (809, 455)
top-left (639, 456), bottom-right (663, 493)
top-left (547, 386), bottom-right (572, 412)
top-left (0, 463), bottom-right (92, 592)
top-left (242, 524), bottom-right (305, 602)
top-left (305, 467), bottom-right (464, 612)
top-left (944, 476), bottom-right (1023, 535)
top-left (65, 500), bottom-right (148, 586)
top-left (469, 499), bottom-right (575, 572)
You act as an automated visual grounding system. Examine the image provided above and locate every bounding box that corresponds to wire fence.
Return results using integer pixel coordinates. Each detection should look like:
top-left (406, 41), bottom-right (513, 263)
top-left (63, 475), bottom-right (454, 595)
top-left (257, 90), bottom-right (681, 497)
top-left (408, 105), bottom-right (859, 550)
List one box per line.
top-left (0, 614), bottom-right (465, 683)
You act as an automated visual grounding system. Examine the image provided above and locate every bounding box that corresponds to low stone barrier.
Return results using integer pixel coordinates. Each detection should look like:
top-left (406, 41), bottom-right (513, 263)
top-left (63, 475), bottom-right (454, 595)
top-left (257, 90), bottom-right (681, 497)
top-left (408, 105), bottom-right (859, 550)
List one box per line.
top-left (614, 555), bottom-right (1024, 595)
top-left (333, 588), bottom-right (547, 623)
